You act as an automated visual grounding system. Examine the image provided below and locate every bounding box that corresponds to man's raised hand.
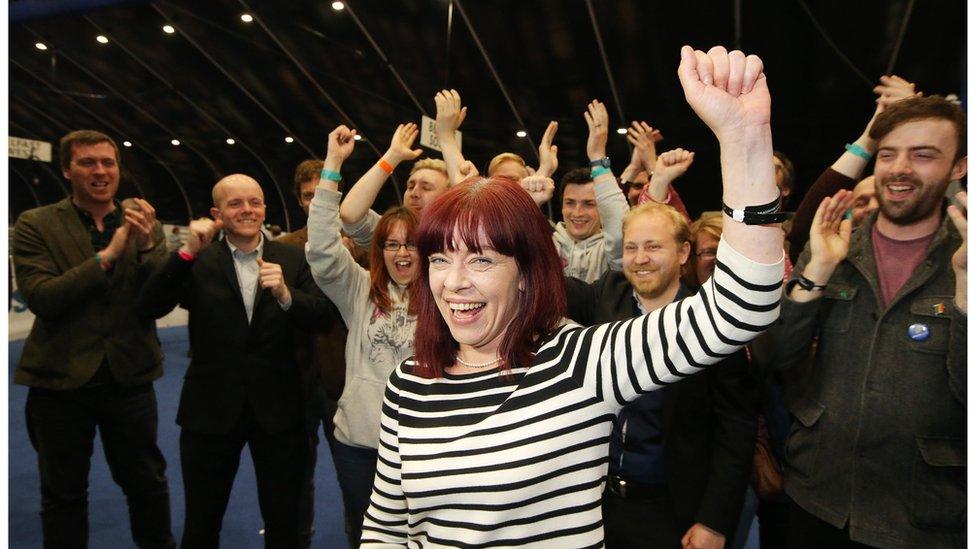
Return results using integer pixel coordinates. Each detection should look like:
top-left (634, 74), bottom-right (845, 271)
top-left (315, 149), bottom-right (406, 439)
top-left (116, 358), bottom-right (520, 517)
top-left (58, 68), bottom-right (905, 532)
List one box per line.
top-left (519, 174), bottom-right (555, 207)
top-left (677, 45), bottom-right (769, 140)
top-left (435, 89), bottom-right (467, 137)
top-left (584, 100), bottom-right (610, 161)
top-left (123, 198), bottom-right (158, 252)
top-left (324, 125), bottom-right (357, 172)
top-left (626, 121), bottom-right (660, 173)
top-left (654, 148), bottom-right (696, 181)
top-left (386, 123), bottom-right (423, 164)
top-left (181, 218), bottom-right (222, 257)
top-left (537, 121), bottom-right (559, 178)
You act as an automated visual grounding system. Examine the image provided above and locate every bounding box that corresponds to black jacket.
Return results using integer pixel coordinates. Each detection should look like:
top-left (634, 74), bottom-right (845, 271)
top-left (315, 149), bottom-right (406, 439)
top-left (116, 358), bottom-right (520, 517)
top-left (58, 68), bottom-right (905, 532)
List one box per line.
top-left (566, 270), bottom-right (759, 537)
top-left (139, 239), bottom-right (332, 435)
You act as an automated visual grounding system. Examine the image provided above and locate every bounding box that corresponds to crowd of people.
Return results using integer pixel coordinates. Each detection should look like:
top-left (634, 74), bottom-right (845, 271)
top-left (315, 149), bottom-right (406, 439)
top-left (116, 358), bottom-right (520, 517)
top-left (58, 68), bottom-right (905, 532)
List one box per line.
top-left (10, 43), bottom-right (967, 549)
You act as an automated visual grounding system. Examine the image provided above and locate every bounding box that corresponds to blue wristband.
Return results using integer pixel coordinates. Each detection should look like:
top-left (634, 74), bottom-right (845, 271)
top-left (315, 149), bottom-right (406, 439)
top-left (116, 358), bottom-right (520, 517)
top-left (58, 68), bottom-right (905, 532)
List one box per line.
top-left (845, 143), bottom-right (872, 161)
top-left (320, 169), bottom-right (342, 182)
top-left (591, 166), bottom-right (611, 178)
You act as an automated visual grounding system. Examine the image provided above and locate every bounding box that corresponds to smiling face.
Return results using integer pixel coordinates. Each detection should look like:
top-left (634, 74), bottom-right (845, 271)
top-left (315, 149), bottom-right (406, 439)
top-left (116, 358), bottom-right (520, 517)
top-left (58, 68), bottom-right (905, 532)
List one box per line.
top-left (873, 118), bottom-right (967, 227)
top-left (382, 220), bottom-right (420, 285)
top-left (428, 229), bottom-right (523, 360)
top-left (64, 141), bottom-right (120, 208)
top-left (561, 182), bottom-right (602, 240)
top-left (211, 175), bottom-right (266, 248)
top-left (623, 211), bottom-right (690, 304)
top-left (851, 175), bottom-right (879, 227)
top-left (404, 168), bottom-right (450, 213)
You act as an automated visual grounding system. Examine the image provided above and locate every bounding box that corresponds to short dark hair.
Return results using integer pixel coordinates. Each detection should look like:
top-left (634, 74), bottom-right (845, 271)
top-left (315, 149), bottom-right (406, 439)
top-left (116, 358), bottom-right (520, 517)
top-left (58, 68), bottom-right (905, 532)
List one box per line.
top-left (59, 130), bottom-right (118, 170)
top-left (869, 95), bottom-right (967, 161)
top-left (560, 167), bottom-right (592, 189)
top-left (293, 159), bottom-right (324, 197)
top-left (410, 177), bottom-right (566, 378)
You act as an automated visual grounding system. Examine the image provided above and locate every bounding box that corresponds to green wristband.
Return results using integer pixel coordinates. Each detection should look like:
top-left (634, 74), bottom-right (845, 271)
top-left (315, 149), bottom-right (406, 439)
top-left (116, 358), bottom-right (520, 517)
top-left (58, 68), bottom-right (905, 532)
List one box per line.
top-left (320, 169), bottom-right (342, 182)
top-left (845, 143), bottom-right (872, 161)
top-left (591, 166), bottom-right (612, 178)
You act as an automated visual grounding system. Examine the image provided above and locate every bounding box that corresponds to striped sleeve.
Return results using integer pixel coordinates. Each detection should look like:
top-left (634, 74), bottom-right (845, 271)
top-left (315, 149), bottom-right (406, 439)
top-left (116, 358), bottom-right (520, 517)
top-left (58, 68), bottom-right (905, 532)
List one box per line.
top-left (558, 237), bottom-right (783, 406)
top-left (360, 369), bottom-right (408, 547)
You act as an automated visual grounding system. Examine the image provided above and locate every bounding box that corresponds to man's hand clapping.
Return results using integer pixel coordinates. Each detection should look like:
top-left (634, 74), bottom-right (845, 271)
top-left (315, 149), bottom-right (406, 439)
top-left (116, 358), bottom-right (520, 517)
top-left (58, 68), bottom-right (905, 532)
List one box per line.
top-left (584, 100), bottom-right (610, 162)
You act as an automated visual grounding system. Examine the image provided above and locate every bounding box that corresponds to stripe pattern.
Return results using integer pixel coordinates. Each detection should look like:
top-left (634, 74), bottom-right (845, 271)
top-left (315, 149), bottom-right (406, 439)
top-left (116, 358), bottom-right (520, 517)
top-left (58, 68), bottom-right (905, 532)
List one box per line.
top-left (362, 241), bottom-right (783, 547)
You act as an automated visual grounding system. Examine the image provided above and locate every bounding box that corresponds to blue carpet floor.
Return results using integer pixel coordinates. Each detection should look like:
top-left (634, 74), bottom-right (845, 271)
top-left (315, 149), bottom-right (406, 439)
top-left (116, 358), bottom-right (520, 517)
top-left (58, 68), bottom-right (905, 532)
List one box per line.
top-left (9, 326), bottom-right (347, 548)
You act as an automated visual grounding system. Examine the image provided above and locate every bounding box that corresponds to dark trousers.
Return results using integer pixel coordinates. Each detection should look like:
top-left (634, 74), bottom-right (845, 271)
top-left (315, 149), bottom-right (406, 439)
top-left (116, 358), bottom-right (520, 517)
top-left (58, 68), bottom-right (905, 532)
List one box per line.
top-left (788, 500), bottom-right (873, 549)
top-left (180, 404), bottom-right (306, 549)
top-left (602, 490), bottom-right (682, 548)
top-left (757, 498), bottom-right (789, 549)
top-left (25, 383), bottom-right (174, 549)
top-left (331, 440), bottom-right (378, 548)
top-left (299, 385), bottom-right (339, 547)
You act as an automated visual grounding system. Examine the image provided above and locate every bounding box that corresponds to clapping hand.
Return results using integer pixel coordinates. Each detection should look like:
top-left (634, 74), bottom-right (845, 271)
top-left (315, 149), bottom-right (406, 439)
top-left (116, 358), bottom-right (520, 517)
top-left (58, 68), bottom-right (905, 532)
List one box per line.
top-left (537, 121), bottom-right (559, 178)
top-left (123, 198), bottom-right (158, 252)
top-left (626, 121), bottom-right (660, 173)
top-left (435, 89), bottom-right (467, 138)
top-left (947, 190), bottom-right (967, 313)
top-left (584, 100), bottom-right (610, 161)
top-left (386, 123), bottom-right (423, 164)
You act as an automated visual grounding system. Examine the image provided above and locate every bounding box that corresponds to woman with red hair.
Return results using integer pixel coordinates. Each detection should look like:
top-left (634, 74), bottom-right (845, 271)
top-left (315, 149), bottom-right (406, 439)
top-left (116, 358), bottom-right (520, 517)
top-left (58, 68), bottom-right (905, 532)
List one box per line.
top-left (305, 124), bottom-right (423, 547)
top-left (358, 45), bottom-right (788, 546)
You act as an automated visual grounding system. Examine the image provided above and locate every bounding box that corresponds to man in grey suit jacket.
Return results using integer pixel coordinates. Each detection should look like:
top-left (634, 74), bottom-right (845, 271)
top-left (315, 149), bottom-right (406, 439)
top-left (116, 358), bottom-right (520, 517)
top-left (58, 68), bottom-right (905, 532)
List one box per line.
top-left (12, 130), bottom-right (174, 548)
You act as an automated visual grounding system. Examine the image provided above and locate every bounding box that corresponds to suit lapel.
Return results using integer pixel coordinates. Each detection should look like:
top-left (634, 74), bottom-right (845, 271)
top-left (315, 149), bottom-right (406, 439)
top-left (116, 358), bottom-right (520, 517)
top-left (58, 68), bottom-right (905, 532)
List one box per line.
top-left (54, 199), bottom-right (96, 266)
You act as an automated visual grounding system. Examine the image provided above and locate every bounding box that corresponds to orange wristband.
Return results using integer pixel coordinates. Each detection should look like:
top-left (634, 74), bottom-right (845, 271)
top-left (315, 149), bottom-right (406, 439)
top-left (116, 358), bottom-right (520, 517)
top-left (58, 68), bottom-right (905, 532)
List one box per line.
top-left (378, 159), bottom-right (394, 175)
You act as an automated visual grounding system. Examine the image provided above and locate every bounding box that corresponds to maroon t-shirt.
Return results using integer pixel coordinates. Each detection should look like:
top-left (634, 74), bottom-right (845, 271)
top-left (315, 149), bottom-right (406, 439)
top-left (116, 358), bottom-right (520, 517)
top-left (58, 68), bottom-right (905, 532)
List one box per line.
top-left (872, 225), bottom-right (936, 309)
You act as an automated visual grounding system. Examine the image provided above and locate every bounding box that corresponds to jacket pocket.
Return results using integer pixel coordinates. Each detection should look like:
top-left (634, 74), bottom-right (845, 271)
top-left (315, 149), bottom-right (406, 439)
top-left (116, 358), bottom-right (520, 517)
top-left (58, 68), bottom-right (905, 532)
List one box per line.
top-left (785, 397), bottom-right (826, 481)
top-left (910, 436), bottom-right (965, 530)
top-left (907, 297), bottom-right (953, 355)
top-left (820, 283), bottom-right (857, 333)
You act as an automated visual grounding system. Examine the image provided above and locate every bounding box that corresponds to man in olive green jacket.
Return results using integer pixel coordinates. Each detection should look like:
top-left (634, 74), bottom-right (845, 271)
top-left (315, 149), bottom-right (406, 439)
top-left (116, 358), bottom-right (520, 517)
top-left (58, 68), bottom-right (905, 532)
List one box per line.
top-left (13, 130), bottom-right (174, 548)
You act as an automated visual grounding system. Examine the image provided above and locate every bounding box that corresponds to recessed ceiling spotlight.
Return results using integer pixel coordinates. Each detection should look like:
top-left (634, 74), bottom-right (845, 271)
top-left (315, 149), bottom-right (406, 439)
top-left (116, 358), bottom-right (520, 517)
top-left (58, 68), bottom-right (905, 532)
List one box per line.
top-left (515, 130), bottom-right (527, 138)
top-left (331, 1), bottom-right (345, 11)
top-left (353, 134), bottom-right (362, 141)
top-left (35, 42), bottom-right (48, 51)
top-left (240, 13), bottom-right (254, 23)
top-left (162, 24), bottom-right (175, 34)
top-left (122, 141), bottom-right (133, 147)
top-left (171, 139), bottom-right (181, 146)
top-left (96, 35), bottom-right (109, 44)
top-left (226, 138), bottom-right (236, 145)
top-left (284, 136), bottom-right (294, 143)
top-left (616, 127), bottom-right (628, 135)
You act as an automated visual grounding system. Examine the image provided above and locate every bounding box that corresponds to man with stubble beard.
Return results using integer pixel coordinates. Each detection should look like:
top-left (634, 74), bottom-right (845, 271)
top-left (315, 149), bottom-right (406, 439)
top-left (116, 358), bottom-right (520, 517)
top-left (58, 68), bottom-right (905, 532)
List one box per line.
top-left (760, 95), bottom-right (968, 548)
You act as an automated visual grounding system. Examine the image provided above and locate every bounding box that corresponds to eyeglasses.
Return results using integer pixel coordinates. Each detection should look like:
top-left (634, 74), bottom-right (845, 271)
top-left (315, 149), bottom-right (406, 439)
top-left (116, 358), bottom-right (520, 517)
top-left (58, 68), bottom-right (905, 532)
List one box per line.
top-left (695, 249), bottom-right (717, 260)
top-left (383, 240), bottom-right (417, 252)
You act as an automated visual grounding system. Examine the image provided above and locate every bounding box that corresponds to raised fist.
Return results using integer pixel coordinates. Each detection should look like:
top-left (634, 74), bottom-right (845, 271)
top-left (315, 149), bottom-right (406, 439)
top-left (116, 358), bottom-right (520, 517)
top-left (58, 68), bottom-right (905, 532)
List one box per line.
top-left (677, 45), bottom-right (769, 139)
top-left (653, 148), bottom-right (695, 181)
top-left (519, 175), bottom-right (555, 207)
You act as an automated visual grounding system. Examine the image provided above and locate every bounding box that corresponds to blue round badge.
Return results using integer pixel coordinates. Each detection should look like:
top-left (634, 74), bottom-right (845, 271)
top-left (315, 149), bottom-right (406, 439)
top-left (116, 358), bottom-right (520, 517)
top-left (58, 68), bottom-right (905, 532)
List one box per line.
top-left (908, 323), bottom-right (931, 342)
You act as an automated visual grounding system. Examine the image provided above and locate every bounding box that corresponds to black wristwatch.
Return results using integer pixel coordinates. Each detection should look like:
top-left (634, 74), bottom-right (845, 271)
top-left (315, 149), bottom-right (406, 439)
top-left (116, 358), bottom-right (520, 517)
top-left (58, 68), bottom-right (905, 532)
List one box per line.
top-left (589, 157), bottom-right (611, 169)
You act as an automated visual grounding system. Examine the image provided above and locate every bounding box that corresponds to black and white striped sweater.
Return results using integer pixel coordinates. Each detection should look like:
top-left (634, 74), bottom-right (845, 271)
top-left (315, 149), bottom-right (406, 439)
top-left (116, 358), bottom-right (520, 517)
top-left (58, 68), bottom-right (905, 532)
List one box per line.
top-left (362, 240), bottom-right (783, 548)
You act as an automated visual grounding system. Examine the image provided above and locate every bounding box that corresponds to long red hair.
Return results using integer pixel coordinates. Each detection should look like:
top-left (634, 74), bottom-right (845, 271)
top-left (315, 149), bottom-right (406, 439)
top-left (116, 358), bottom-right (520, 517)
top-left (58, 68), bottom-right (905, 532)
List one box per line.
top-left (410, 176), bottom-right (566, 378)
top-left (368, 206), bottom-right (419, 314)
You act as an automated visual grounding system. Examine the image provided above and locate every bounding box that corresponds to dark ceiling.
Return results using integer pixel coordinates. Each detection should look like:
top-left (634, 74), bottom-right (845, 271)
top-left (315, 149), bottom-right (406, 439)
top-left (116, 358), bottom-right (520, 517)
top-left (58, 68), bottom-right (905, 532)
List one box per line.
top-left (8, 0), bottom-right (967, 230)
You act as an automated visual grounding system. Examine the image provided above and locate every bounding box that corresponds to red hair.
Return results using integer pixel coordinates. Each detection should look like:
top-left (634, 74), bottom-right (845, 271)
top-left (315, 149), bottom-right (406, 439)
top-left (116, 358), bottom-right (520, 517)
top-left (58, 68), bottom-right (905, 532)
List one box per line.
top-left (368, 206), bottom-right (419, 314)
top-left (410, 176), bottom-right (566, 378)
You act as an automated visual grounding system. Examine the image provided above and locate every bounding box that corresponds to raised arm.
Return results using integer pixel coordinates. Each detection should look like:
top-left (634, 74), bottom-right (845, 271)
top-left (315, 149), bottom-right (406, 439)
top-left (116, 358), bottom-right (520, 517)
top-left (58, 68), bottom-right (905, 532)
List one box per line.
top-left (788, 74), bottom-right (918, 259)
top-left (535, 121), bottom-right (559, 178)
top-left (339, 123), bottom-right (422, 225)
top-left (307, 125), bottom-right (372, 323)
top-left (640, 147), bottom-right (695, 221)
top-left (434, 89), bottom-right (469, 186)
top-left (584, 100), bottom-right (630, 271)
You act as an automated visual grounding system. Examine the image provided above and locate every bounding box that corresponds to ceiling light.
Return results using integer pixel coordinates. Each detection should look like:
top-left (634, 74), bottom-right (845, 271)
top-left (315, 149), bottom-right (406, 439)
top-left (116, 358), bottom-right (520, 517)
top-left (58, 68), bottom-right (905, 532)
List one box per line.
top-left (616, 127), bottom-right (627, 135)
top-left (515, 130), bottom-right (527, 138)
top-left (284, 136), bottom-right (294, 143)
top-left (353, 134), bottom-right (362, 141)
top-left (122, 141), bottom-right (132, 147)
top-left (96, 35), bottom-right (109, 44)
top-left (240, 13), bottom-right (254, 23)
top-left (226, 138), bottom-right (236, 145)
top-left (331, 1), bottom-right (345, 10)
top-left (35, 42), bottom-right (48, 51)
top-left (162, 24), bottom-right (175, 34)
top-left (171, 139), bottom-right (180, 146)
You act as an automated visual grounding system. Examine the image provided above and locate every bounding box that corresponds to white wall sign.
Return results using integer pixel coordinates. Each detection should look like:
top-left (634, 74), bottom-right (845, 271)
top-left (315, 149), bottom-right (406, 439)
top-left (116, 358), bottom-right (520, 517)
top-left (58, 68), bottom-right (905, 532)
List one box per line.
top-left (9, 136), bottom-right (52, 162)
top-left (419, 115), bottom-right (461, 153)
